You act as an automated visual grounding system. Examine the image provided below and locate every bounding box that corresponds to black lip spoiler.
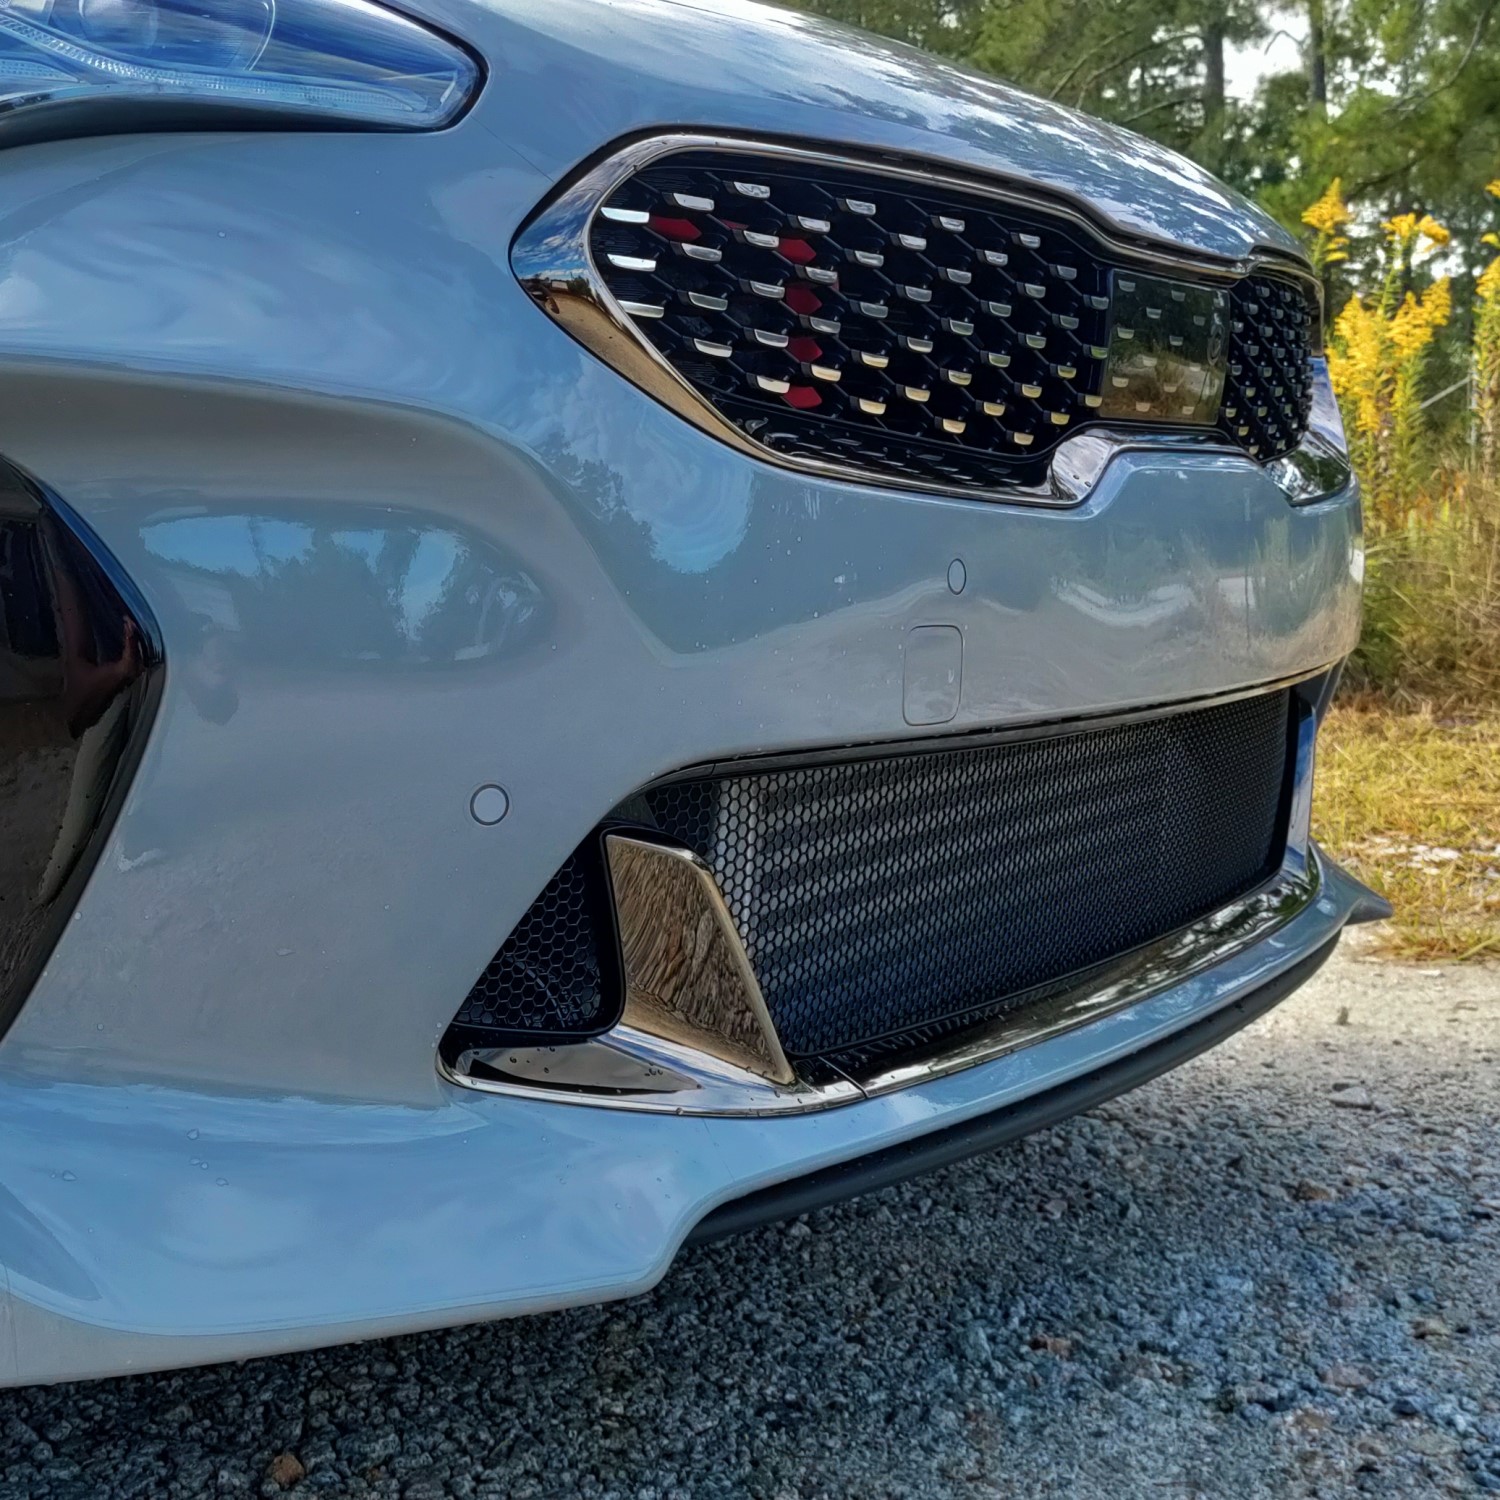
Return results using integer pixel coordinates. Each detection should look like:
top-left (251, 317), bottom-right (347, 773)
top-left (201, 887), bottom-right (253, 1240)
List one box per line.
top-left (686, 934), bottom-right (1340, 1246)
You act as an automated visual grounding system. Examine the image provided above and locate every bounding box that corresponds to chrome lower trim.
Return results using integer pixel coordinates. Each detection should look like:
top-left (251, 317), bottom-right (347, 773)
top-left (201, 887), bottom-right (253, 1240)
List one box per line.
top-left (442, 688), bottom-right (1366, 1116)
top-left (604, 834), bottom-right (794, 1085)
top-left (856, 857), bottom-right (1319, 1098)
top-left (443, 836), bottom-right (860, 1115)
top-left (443, 854), bottom-right (1325, 1116)
top-left (512, 132), bottom-right (1335, 509)
top-left (446, 1026), bottom-right (863, 1117)
top-left (1049, 372), bottom-right (1351, 506)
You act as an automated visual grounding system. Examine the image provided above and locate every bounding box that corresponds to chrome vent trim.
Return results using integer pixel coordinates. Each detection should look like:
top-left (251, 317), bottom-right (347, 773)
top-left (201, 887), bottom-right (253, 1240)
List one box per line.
top-left (512, 133), bottom-right (1345, 507)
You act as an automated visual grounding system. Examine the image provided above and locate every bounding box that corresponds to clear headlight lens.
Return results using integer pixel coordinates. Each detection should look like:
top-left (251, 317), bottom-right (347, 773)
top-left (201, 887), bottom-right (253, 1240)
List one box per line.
top-left (0, 0), bottom-right (479, 140)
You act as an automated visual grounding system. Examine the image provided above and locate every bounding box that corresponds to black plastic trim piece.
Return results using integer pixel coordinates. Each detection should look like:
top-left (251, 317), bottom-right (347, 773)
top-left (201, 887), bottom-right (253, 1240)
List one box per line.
top-left (685, 933), bottom-right (1340, 1245)
top-left (0, 459), bottom-right (164, 1040)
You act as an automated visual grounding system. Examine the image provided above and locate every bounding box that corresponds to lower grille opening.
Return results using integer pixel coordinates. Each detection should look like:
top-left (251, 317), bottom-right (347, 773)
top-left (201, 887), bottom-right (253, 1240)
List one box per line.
top-left (443, 841), bottom-right (620, 1056)
top-left (443, 691), bottom-right (1293, 1071)
top-left (634, 691), bottom-right (1292, 1068)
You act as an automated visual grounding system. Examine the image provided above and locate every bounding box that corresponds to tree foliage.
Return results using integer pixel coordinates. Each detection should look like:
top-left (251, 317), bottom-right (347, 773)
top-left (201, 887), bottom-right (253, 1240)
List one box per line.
top-left (783, 0), bottom-right (1500, 252)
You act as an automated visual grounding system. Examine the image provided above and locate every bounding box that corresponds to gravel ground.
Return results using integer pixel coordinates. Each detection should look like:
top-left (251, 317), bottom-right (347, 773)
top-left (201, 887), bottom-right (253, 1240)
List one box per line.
top-left (3, 941), bottom-right (1497, 1500)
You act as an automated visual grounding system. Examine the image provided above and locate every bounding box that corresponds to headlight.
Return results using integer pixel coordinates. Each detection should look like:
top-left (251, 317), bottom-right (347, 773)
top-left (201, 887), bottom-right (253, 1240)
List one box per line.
top-left (0, 0), bottom-right (479, 143)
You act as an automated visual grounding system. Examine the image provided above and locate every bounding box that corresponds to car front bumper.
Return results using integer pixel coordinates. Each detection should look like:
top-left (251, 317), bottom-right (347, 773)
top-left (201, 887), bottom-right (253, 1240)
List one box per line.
top-left (0, 844), bottom-right (1377, 1385)
top-left (0, 112), bottom-right (1376, 1383)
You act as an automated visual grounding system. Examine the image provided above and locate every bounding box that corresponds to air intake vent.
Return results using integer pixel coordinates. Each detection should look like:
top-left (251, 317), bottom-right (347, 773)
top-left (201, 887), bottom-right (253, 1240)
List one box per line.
top-left (516, 140), bottom-right (1322, 498)
top-left (1222, 274), bottom-right (1317, 459)
top-left (634, 691), bottom-right (1292, 1067)
top-left (446, 845), bottom-right (618, 1051)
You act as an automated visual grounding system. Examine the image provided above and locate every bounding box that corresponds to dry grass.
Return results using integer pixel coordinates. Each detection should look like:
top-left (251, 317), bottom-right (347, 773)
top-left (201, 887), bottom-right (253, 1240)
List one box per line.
top-left (1315, 702), bottom-right (1500, 959)
top-left (1350, 473), bottom-right (1500, 703)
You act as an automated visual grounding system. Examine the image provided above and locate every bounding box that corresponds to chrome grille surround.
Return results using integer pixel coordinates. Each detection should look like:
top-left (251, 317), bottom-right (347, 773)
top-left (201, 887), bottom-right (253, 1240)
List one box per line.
top-left (513, 134), bottom-right (1335, 506)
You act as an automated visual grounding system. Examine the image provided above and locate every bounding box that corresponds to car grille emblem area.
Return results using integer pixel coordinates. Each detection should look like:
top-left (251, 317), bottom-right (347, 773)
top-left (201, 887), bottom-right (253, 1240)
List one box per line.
top-left (1098, 273), bottom-right (1230, 426)
top-left (522, 143), bottom-right (1321, 499)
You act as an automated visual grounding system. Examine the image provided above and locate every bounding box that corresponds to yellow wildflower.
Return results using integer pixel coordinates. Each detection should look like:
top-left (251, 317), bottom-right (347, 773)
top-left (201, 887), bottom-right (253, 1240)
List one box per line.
top-left (1328, 295), bottom-right (1386, 440)
top-left (1381, 212), bottom-right (1449, 266)
top-left (1415, 214), bottom-right (1450, 246)
top-left (1488, 179), bottom-right (1500, 200)
top-left (1389, 279), bottom-right (1450, 361)
top-left (1303, 179), bottom-right (1352, 234)
top-left (1304, 181), bottom-right (1353, 272)
top-left (1382, 212), bottom-right (1419, 245)
top-left (1479, 253), bottom-right (1500, 482)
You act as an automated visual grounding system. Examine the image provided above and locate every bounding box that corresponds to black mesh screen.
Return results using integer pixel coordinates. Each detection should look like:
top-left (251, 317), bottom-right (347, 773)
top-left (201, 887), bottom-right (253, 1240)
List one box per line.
top-left (446, 692), bottom-right (1291, 1067)
top-left (448, 848), bottom-right (616, 1047)
top-left (637, 692), bottom-right (1292, 1063)
top-left (586, 149), bottom-right (1318, 493)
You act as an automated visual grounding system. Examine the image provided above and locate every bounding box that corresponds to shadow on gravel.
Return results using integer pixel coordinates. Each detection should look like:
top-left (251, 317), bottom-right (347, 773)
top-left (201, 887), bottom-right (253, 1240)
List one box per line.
top-left (2, 1005), bottom-right (1497, 1500)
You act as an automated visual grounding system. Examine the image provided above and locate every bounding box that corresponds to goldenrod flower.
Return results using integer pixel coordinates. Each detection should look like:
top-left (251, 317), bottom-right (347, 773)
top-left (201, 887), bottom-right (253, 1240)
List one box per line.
top-left (1382, 212), bottom-right (1419, 245)
top-left (1304, 180), bottom-right (1354, 272)
top-left (1415, 214), bottom-right (1450, 247)
top-left (1476, 252), bottom-right (1500, 483)
top-left (1302, 179), bottom-right (1352, 234)
top-left (1328, 295), bottom-right (1387, 440)
top-left (1389, 280), bottom-right (1450, 360)
top-left (1383, 212), bottom-right (1449, 257)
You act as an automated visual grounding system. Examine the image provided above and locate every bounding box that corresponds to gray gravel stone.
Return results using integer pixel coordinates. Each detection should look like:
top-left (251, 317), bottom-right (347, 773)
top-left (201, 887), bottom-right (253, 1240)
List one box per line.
top-left (0, 942), bottom-right (1495, 1499)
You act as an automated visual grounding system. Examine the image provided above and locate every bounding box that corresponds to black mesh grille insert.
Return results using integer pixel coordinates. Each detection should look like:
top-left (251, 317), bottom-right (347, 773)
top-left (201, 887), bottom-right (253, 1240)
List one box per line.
top-left (446, 692), bottom-right (1292, 1067)
top-left (635, 692), bottom-right (1292, 1064)
top-left (585, 149), bottom-right (1318, 493)
top-left (449, 847), bottom-right (616, 1046)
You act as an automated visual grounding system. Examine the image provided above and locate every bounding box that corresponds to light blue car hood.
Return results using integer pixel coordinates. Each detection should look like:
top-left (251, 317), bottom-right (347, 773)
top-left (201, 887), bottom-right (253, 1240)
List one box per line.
top-left (438, 0), bottom-right (1306, 262)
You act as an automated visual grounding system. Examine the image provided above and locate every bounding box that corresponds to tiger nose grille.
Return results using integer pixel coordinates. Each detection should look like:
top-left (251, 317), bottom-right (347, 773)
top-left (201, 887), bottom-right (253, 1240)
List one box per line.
top-left (584, 148), bottom-right (1318, 493)
top-left (635, 691), bottom-right (1292, 1064)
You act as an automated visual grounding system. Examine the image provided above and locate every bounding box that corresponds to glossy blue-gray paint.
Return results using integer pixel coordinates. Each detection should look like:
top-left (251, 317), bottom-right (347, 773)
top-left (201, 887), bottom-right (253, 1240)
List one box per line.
top-left (0, 856), bottom-right (1370, 1385)
top-left (0, 0), bottom-right (1362, 1384)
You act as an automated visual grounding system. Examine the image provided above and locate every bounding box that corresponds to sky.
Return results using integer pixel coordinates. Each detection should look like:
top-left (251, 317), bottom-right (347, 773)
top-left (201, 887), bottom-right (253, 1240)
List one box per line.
top-left (1227, 14), bottom-right (1308, 102)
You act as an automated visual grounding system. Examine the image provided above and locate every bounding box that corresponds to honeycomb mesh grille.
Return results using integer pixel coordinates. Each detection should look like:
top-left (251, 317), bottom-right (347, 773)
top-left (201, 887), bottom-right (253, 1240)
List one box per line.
top-left (585, 149), bottom-right (1318, 492)
top-left (638, 692), bottom-right (1292, 1063)
top-left (451, 848), bottom-right (614, 1042)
